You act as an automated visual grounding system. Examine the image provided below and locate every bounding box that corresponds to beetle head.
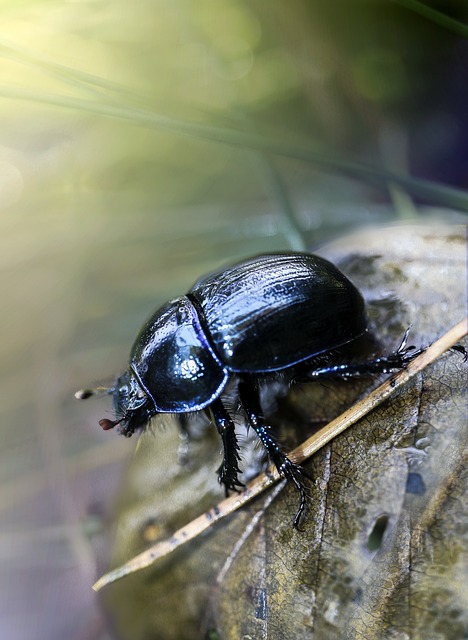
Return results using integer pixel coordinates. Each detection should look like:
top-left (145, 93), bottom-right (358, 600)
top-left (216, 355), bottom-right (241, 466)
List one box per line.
top-left (75, 369), bottom-right (154, 437)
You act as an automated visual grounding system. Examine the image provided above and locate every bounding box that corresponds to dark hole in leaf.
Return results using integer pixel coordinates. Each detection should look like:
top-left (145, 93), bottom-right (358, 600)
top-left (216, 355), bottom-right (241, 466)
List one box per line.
top-left (367, 514), bottom-right (390, 552)
top-left (405, 472), bottom-right (426, 495)
top-left (353, 587), bottom-right (363, 604)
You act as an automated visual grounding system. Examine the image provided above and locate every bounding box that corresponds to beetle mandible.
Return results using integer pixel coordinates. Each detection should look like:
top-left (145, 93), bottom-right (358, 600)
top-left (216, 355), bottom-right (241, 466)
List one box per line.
top-left (76, 252), bottom-right (421, 528)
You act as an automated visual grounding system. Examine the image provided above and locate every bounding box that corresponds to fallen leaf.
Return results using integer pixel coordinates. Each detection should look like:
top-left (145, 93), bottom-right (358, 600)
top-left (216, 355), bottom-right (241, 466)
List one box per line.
top-left (100, 223), bottom-right (467, 640)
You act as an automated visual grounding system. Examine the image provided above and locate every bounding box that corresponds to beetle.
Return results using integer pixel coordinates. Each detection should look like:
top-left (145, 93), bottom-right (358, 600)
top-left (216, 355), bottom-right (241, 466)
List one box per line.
top-left (76, 252), bottom-right (422, 528)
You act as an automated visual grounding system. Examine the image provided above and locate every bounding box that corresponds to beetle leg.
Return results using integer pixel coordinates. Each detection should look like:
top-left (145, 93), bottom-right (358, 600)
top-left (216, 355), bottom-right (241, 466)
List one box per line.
top-left (210, 399), bottom-right (244, 495)
top-left (238, 377), bottom-right (312, 529)
top-left (302, 328), bottom-right (426, 380)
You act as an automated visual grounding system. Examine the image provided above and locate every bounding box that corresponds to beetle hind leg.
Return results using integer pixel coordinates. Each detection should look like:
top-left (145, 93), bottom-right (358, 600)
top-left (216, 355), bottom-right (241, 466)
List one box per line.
top-left (239, 377), bottom-right (312, 529)
top-left (277, 459), bottom-right (312, 529)
top-left (209, 399), bottom-right (244, 495)
top-left (300, 327), bottom-right (426, 380)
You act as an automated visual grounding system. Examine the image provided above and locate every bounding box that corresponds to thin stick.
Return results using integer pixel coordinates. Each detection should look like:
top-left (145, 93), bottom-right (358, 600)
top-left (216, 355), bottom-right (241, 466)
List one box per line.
top-left (93, 318), bottom-right (467, 592)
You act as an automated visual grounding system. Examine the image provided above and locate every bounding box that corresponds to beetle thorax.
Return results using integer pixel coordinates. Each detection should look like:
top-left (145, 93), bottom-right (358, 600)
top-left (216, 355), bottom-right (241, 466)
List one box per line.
top-left (129, 296), bottom-right (229, 413)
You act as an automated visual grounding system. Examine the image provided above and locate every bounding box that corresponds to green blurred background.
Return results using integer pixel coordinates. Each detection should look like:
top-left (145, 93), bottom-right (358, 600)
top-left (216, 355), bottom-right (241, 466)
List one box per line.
top-left (0, 1), bottom-right (467, 639)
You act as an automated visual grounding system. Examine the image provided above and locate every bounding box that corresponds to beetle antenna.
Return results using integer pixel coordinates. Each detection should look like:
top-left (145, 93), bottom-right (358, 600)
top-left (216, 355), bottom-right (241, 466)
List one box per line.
top-left (75, 386), bottom-right (114, 400)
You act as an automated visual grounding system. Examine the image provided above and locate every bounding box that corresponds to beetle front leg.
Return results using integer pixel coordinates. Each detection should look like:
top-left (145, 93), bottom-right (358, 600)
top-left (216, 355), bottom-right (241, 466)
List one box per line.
top-left (238, 377), bottom-right (312, 529)
top-left (209, 399), bottom-right (244, 495)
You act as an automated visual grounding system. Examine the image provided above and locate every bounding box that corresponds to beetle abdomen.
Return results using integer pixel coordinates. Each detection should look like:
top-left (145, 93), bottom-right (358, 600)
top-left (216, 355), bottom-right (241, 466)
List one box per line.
top-left (189, 253), bottom-right (367, 372)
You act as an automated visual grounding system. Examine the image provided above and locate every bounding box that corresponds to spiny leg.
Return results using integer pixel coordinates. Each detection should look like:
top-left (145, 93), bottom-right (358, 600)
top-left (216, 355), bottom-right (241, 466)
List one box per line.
top-left (209, 398), bottom-right (244, 495)
top-left (300, 327), bottom-right (425, 381)
top-left (238, 376), bottom-right (311, 529)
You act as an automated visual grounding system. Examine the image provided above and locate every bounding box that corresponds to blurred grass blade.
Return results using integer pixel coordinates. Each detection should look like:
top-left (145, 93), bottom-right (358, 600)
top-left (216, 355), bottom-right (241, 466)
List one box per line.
top-left (393, 0), bottom-right (468, 38)
top-left (1, 84), bottom-right (468, 212)
top-left (0, 35), bottom-right (151, 102)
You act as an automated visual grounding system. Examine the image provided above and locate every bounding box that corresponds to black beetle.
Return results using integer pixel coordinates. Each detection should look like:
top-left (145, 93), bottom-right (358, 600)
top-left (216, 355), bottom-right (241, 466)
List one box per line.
top-left (77, 252), bottom-right (422, 527)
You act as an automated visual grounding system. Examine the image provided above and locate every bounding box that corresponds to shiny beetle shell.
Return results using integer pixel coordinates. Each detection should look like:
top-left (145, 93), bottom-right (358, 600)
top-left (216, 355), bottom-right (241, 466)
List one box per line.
top-left (130, 296), bottom-right (228, 413)
top-left (130, 252), bottom-right (367, 413)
